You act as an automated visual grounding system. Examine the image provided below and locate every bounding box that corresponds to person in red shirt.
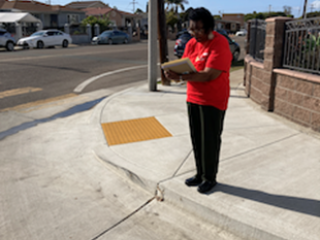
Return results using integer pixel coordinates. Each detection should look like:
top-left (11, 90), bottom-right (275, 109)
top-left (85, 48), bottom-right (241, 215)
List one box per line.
top-left (165, 7), bottom-right (232, 194)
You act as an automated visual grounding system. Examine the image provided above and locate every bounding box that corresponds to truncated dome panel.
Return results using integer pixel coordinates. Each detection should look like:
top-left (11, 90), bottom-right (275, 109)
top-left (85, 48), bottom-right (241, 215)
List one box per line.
top-left (101, 117), bottom-right (172, 146)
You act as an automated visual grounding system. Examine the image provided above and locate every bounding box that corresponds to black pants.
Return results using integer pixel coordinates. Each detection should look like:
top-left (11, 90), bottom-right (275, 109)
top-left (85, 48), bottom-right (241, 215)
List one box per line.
top-left (187, 102), bottom-right (226, 182)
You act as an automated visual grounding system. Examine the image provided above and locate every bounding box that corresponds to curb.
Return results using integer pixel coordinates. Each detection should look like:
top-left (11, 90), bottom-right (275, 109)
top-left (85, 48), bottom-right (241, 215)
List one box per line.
top-left (159, 179), bottom-right (286, 240)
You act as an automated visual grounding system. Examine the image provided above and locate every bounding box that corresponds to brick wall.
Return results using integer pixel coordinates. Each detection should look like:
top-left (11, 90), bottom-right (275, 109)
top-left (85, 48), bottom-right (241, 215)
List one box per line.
top-left (273, 69), bottom-right (320, 131)
top-left (244, 17), bottom-right (320, 133)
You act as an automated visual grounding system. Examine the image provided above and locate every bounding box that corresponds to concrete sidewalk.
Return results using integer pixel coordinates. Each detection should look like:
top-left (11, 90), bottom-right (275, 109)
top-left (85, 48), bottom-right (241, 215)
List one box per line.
top-left (93, 69), bottom-right (320, 240)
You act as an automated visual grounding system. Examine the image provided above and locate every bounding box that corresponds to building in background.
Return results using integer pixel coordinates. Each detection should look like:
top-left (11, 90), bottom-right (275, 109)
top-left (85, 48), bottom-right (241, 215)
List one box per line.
top-left (83, 7), bottom-right (141, 28)
top-left (222, 13), bottom-right (245, 28)
top-left (66, 1), bottom-right (141, 29)
top-left (0, 0), bottom-right (86, 29)
top-left (65, 1), bottom-right (108, 10)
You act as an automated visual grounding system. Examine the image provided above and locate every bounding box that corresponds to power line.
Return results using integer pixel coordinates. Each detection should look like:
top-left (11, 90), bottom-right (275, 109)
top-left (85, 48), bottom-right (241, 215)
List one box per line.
top-left (129, 0), bottom-right (138, 12)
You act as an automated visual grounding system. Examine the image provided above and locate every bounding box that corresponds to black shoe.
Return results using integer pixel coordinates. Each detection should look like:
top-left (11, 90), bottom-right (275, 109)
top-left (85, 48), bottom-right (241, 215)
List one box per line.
top-left (197, 180), bottom-right (217, 194)
top-left (185, 176), bottom-right (202, 187)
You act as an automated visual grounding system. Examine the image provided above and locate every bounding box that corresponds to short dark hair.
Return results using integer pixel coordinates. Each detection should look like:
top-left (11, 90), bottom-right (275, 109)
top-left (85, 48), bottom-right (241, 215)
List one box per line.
top-left (188, 7), bottom-right (215, 34)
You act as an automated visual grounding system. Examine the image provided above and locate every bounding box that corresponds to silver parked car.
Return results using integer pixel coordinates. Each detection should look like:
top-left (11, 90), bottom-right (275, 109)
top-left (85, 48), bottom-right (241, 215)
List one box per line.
top-left (92, 30), bottom-right (129, 45)
top-left (17, 29), bottom-right (72, 49)
top-left (0, 28), bottom-right (16, 51)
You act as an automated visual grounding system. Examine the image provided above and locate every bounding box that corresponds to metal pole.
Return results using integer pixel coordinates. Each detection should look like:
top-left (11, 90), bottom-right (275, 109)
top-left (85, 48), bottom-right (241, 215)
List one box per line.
top-left (157, 0), bottom-right (170, 86)
top-left (148, 0), bottom-right (158, 91)
top-left (303, 0), bottom-right (308, 19)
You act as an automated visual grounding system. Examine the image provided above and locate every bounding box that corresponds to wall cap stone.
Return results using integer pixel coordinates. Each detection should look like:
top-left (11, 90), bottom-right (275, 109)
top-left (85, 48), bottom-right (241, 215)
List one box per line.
top-left (273, 68), bottom-right (320, 84)
top-left (245, 54), bottom-right (264, 69)
top-left (265, 17), bottom-right (293, 22)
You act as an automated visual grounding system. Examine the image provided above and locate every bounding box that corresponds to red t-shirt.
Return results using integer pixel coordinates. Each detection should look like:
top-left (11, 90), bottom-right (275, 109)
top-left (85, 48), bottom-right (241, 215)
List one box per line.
top-left (182, 31), bottom-right (232, 110)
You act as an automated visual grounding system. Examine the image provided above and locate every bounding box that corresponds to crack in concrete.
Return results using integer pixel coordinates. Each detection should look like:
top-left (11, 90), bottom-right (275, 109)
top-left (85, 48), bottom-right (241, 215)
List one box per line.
top-left (220, 133), bottom-right (301, 162)
top-left (91, 197), bottom-right (155, 240)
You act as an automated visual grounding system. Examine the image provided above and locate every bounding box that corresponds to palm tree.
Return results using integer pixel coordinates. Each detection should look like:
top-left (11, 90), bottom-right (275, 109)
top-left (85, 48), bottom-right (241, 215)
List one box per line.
top-left (165, 0), bottom-right (189, 13)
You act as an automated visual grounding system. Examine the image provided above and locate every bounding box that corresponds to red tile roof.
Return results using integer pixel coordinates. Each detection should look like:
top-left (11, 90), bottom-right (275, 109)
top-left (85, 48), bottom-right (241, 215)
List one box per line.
top-left (65, 1), bottom-right (107, 9)
top-left (84, 7), bottom-right (112, 16)
top-left (1, 0), bottom-right (84, 13)
top-left (84, 7), bottom-right (141, 18)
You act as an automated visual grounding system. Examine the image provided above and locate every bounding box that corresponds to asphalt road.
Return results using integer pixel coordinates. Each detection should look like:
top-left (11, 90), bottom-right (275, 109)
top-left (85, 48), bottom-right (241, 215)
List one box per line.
top-left (0, 41), bottom-right (153, 111)
top-left (0, 36), bottom-right (245, 111)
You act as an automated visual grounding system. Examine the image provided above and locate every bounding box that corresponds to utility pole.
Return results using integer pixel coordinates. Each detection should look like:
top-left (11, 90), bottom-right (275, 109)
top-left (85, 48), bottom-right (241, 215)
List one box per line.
top-left (148, 0), bottom-right (158, 91)
top-left (157, 0), bottom-right (170, 85)
top-left (303, 0), bottom-right (308, 19)
top-left (269, 5), bottom-right (271, 15)
top-left (130, 0), bottom-right (138, 13)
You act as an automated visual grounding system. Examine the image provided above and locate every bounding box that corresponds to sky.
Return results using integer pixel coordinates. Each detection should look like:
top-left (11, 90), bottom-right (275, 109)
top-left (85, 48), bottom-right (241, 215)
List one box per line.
top-left (45, 0), bottom-right (320, 18)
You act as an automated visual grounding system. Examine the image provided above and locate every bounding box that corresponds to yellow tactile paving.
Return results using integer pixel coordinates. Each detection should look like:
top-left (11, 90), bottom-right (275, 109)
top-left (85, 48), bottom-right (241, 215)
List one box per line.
top-left (0, 87), bottom-right (42, 99)
top-left (101, 117), bottom-right (172, 146)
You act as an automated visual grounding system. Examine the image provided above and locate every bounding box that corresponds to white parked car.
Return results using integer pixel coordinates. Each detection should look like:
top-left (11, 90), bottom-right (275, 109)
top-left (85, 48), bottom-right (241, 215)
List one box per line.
top-left (17, 29), bottom-right (72, 49)
top-left (0, 28), bottom-right (16, 51)
top-left (235, 29), bottom-right (247, 36)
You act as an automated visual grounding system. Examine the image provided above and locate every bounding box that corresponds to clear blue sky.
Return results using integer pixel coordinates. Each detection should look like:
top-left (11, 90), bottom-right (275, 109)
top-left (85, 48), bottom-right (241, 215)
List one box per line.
top-left (48, 0), bottom-right (320, 18)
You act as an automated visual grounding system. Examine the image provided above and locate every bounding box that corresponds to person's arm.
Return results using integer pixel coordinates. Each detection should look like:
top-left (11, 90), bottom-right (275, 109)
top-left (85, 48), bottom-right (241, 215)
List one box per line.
top-left (164, 67), bottom-right (222, 82)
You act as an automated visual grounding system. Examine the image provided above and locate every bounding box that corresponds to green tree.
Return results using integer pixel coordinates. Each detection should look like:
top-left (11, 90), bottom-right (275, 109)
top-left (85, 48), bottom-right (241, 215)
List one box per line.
top-left (306, 11), bottom-right (320, 18)
top-left (213, 14), bottom-right (221, 20)
top-left (81, 15), bottom-right (111, 28)
top-left (165, 0), bottom-right (189, 13)
top-left (135, 8), bottom-right (144, 13)
top-left (283, 5), bottom-right (292, 15)
top-left (166, 10), bottom-right (179, 28)
top-left (165, 0), bottom-right (189, 31)
top-left (179, 7), bottom-right (193, 23)
top-left (81, 15), bottom-right (112, 35)
top-left (244, 10), bottom-right (293, 21)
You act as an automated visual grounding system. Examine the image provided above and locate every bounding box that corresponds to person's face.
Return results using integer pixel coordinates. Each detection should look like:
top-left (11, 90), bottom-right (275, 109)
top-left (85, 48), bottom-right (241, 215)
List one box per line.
top-left (188, 20), bottom-right (208, 42)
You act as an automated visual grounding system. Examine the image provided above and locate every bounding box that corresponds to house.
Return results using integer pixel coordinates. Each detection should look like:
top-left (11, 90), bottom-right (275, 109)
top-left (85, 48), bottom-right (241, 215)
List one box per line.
top-left (0, 12), bottom-right (41, 39)
top-left (84, 7), bottom-right (141, 28)
top-left (135, 11), bottom-right (147, 30)
top-left (0, 0), bottom-right (86, 29)
top-left (65, 1), bottom-right (108, 10)
top-left (66, 1), bottom-right (141, 28)
top-left (222, 13), bottom-right (245, 28)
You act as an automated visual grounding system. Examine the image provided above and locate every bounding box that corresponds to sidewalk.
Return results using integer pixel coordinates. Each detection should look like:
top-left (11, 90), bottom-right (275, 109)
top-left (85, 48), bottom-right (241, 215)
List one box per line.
top-left (93, 69), bottom-right (320, 240)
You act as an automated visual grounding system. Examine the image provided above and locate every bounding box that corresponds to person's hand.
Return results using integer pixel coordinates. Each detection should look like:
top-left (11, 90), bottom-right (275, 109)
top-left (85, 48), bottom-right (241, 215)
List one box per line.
top-left (164, 70), bottom-right (180, 82)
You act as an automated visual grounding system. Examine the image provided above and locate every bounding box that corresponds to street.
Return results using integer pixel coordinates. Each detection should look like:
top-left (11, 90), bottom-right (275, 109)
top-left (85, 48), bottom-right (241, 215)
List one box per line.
top-left (0, 41), bottom-right (151, 111)
top-left (0, 36), bottom-right (245, 111)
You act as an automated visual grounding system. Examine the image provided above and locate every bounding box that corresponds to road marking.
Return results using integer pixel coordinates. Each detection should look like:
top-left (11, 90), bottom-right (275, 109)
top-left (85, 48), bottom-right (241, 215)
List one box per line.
top-left (0, 87), bottom-right (42, 99)
top-left (0, 93), bottom-right (77, 112)
top-left (73, 65), bottom-right (148, 93)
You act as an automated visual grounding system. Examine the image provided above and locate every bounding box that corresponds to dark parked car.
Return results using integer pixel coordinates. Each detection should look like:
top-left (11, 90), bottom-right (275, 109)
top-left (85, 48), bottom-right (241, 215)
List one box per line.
top-left (92, 30), bottom-right (129, 45)
top-left (0, 28), bottom-right (16, 51)
top-left (174, 29), bottom-right (240, 62)
top-left (173, 32), bottom-right (193, 59)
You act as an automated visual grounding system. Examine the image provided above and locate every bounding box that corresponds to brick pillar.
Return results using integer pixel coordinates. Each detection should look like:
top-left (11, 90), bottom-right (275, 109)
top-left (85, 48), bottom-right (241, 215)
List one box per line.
top-left (262, 17), bottom-right (292, 111)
